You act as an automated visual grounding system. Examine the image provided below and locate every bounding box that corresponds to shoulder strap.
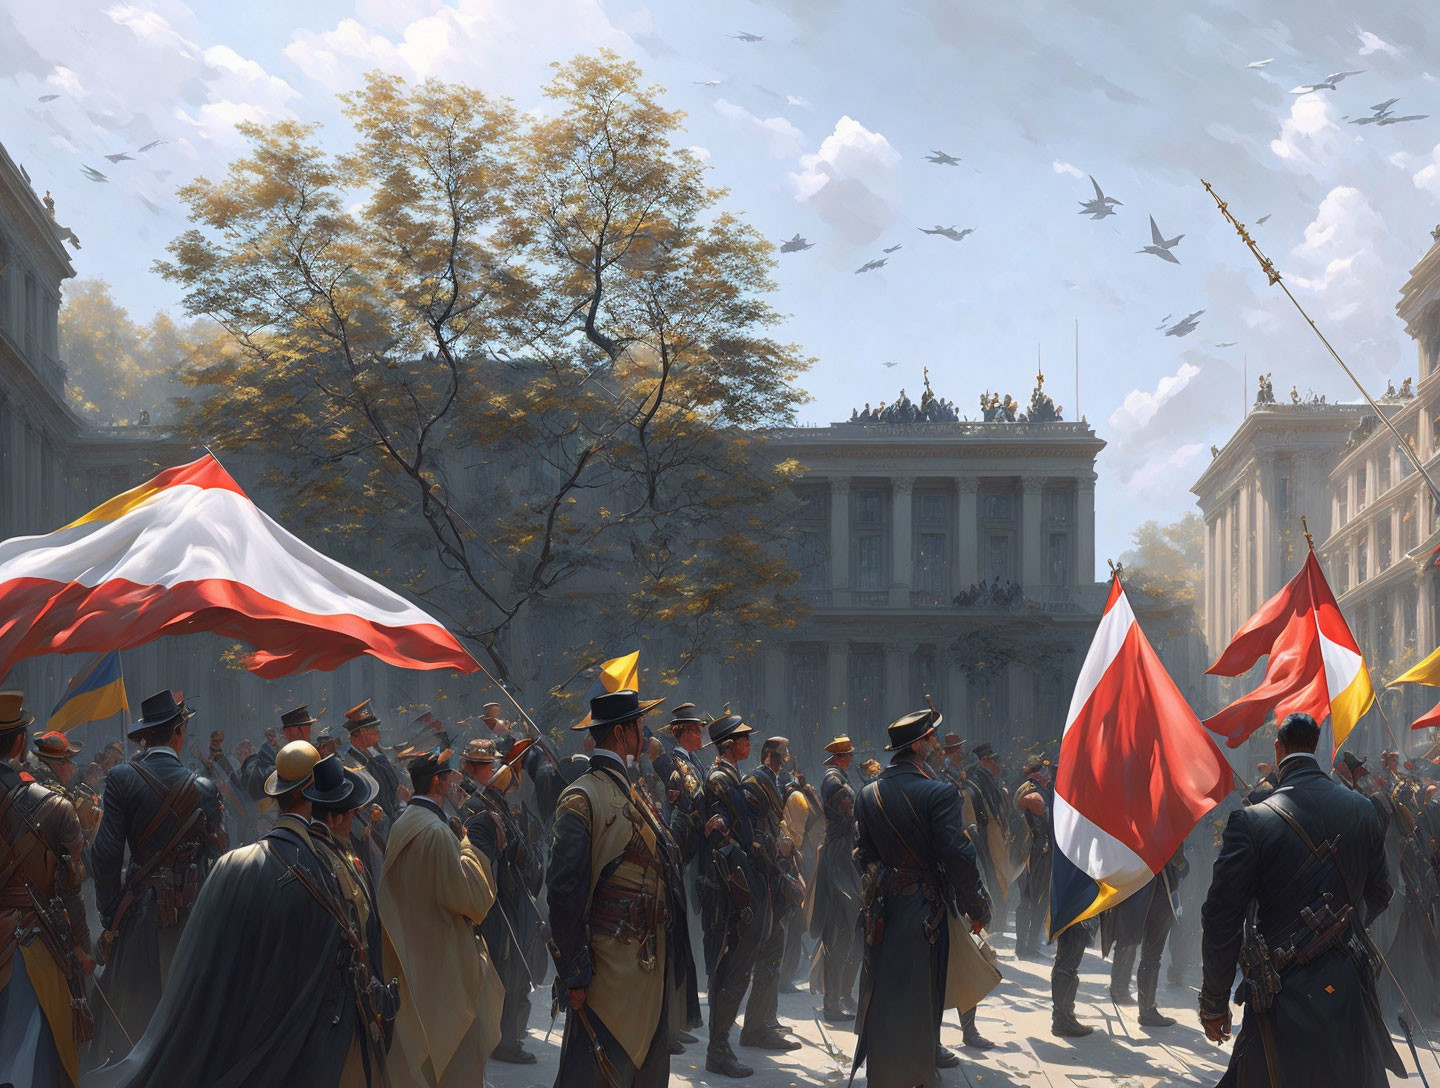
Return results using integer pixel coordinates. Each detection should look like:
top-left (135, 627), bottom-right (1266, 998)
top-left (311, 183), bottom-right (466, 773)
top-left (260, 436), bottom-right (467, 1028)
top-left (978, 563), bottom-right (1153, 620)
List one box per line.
top-left (0, 785), bottom-right (45, 890)
top-left (1260, 793), bottom-right (1359, 904)
top-left (871, 779), bottom-right (924, 868)
top-left (130, 761), bottom-right (203, 850)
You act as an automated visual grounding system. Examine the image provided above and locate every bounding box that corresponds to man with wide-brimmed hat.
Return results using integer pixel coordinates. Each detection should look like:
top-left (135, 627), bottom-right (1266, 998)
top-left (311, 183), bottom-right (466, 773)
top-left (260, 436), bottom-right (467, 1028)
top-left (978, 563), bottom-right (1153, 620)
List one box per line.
top-left (1013, 754), bottom-right (1053, 959)
top-left (307, 753), bottom-right (392, 1087)
top-left (342, 699), bottom-right (406, 846)
top-left (0, 691), bottom-right (94, 1088)
top-left (380, 745), bottom-right (502, 1088)
top-left (457, 737), bottom-right (539, 1065)
top-left (959, 740), bottom-right (1015, 934)
top-left (851, 707), bottom-right (995, 1088)
top-left (547, 689), bottom-right (681, 1087)
top-left (810, 735), bottom-right (862, 1022)
top-left (89, 689), bottom-right (226, 1062)
top-left (697, 707), bottom-right (766, 1078)
top-left (938, 733), bottom-right (967, 789)
top-left (90, 739), bottom-right (384, 1087)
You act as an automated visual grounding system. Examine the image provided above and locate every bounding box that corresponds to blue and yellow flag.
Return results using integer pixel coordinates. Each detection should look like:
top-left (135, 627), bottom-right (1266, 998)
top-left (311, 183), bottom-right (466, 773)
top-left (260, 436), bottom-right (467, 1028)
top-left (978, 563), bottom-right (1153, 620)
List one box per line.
top-left (48, 650), bottom-right (129, 733)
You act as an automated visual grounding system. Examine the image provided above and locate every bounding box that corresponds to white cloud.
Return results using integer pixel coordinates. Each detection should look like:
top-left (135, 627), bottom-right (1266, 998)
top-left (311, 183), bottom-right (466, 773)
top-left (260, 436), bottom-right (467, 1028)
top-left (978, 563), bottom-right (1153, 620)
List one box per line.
top-left (45, 66), bottom-right (85, 96)
top-left (1052, 159), bottom-right (1085, 179)
top-left (713, 98), bottom-right (805, 157)
top-left (1118, 442), bottom-right (1207, 499)
top-left (1109, 362), bottom-right (1201, 434)
top-left (788, 116), bottom-right (900, 244)
top-left (685, 145), bottom-right (711, 163)
top-left (786, 94), bottom-right (811, 108)
top-left (1356, 29), bottom-right (1398, 57)
top-left (1412, 143), bottom-right (1440, 197)
top-left (1288, 186), bottom-right (1383, 296)
top-left (1270, 94), bottom-right (1342, 169)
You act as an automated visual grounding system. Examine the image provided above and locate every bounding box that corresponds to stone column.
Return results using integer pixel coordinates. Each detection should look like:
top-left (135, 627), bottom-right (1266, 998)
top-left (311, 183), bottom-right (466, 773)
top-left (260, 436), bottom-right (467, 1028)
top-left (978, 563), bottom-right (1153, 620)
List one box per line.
top-left (956, 478), bottom-right (979, 591)
top-left (890, 476), bottom-right (915, 606)
top-left (1219, 503), bottom-right (1232, 642)
top-left (829, 477), bottom-right (851, 608)
top-left (1366, 520), bottom-right (1377, 583)
top-left (945, 661), bottom-right (969, 738)
top-left (1204, 514), bottom-right (1216, 651)
top-left (1076, 472), bottom-right (1097, 586)
top-left (885, 643), bottom-right (915, 718)
top-left (826, 641), bottom-right (849, 722)
top-left (1257, 453), bottom-right (1276, 599)
top-left (1237, 483), bottom-right (1252, 617)
top-left (1021, 475), bottom-right (1046, 593)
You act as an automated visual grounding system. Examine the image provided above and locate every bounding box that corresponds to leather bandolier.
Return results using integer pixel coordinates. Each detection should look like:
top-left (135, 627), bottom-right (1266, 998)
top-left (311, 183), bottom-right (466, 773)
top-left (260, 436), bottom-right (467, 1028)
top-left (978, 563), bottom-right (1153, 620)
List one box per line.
top-left (0, 761), bottom-right (93, 1078)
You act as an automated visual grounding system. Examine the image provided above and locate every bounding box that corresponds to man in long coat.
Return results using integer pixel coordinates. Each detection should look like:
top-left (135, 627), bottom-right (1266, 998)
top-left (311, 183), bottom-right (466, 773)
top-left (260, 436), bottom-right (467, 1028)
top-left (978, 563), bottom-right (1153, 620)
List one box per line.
top-left (547, 689), bottom-right (674, 1087)
top-left (87, 740), bottom-right (379, 1087)
top-left (380, 746), bottom-right (502, 1088)
top-left (1200, 712), bottom-right (1404, 1087)
top-left (809, 735), bottom-right (861, 1022)
top-left (852, 709), bottom-right (993, 1088)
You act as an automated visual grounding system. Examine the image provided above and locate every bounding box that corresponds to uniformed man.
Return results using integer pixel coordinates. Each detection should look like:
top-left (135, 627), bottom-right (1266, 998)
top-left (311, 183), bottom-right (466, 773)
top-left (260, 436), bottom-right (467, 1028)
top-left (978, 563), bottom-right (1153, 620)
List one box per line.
top-left (938, 733), bottom-right (967, 789)
top-left (960, 741), bottom-right (1015, 932)
top-left (193, 729), bottom-right (249, 843)
top-left (852, 709), bottom-right (993, 1087)
top-left (778, 766), bottom-right (822, 991)
top-left (1013, 755), bottom-right (1052, 958)
top-left (698, 709), bottom-right (763, 1078)
top-left (1200, 712), bottom-right (1404, 1086)
top-left (809, 735), bottom-right (861, 1022)
top-left (739, 736), bottom-right (803, 1052)
top-left (90, 690), bottom-right (226, 1062)
top-left (1103, 845), bottom-right (1186, 1027)
top-left (343, 699), bottom-right (406, 853)
top-left (459, 737), bottom-right (537, 1065)
top-left (306, 753), bottom-right (390, 1088)
top-left (548, 689), bottom-right (674, 1086)
top-left (240, 705), bottom-right (318, 833)
top-left (89, 741), bottom-right (390, 1086)
top-left (31, 731), bottom-right (103, 846)
top-left (0, 691), bottom-right (94, 1088)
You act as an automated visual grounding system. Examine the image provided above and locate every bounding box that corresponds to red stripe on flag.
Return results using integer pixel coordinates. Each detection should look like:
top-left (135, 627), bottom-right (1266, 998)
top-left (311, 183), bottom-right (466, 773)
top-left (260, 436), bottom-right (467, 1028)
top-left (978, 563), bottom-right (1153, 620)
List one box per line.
top-left (1059, 621), bottom-right (1233, 870)
top-left (0, 576), bottom-right (475, 678)
top-left (1412, 695), bottom-right (1440, 731)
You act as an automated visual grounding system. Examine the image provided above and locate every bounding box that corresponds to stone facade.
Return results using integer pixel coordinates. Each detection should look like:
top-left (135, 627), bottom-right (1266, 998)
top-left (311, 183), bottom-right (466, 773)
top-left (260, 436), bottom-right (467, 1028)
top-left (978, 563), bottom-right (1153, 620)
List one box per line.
top-left (1194, 229), bottom-right (1440, 753)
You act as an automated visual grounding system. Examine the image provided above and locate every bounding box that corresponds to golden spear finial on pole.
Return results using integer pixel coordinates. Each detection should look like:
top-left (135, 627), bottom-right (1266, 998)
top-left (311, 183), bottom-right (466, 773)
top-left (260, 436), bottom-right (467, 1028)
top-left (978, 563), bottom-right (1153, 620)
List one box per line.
top-left (1201, 179), bottom-right (1440, 511)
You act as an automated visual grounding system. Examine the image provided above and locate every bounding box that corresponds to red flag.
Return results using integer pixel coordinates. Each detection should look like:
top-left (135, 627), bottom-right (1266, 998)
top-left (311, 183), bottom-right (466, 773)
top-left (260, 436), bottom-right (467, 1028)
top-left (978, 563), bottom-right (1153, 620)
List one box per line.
top-left (1204, 552), bottom-right (1373, 749)
top-left (1412, 696), bottom-right (1440, 731)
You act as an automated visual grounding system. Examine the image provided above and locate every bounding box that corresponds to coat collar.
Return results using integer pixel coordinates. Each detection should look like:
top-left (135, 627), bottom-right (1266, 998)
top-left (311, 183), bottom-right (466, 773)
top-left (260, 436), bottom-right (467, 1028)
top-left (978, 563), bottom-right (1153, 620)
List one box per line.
top-left (408, 795), bottom-right (446, 821)
top-left (880, 760), bottom-right (930, 780)
top-left (1277, 752), bottom-right (1324, 785)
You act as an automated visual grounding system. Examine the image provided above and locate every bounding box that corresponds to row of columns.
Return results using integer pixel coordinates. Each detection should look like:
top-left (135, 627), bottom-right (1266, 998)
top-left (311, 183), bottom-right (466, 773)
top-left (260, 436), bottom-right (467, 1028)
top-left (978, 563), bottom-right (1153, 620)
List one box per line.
top-left (825, 473), bottom-right (1097, 604)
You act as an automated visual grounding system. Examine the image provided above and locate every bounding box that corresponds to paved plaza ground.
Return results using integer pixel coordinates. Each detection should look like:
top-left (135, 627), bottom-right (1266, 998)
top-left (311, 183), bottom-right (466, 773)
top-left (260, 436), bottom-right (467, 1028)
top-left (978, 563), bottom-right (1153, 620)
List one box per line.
top-left (485, 929), bottom-right (1440, 1087)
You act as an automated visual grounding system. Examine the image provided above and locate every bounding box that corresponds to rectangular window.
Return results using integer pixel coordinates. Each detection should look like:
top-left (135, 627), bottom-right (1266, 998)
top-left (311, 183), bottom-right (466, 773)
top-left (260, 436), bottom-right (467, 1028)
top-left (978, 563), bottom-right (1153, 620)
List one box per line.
top-left (1338, 489), bottom-right (1348, 524)
top-left (1047, 532), bottom-right (1071, 587)
top-left (1276, 474), bottom-right (1290, 533)
top-left (788, 647), bottom-right (824, 735)
top-left (911, 649), bottom-right (939, 708)
top-left (1357, 471), bottom-right (1367, 509)
top-left (853, 533), bottom-right (885, 589)
top-left (1379, 521), bottom-right (1392, 570)
top-left (1339, 551), bottom-right (1351, 593)
top-left (916, 532), bottom-right (950, 598)
top-left (1357, 539), bottom-right (1368, 583)
top-left (917, 492), bottom-right (949, 524)
top-left (1044, 488), bottom-right (1073, 524)
top-left (796, 530), bottom-right (828, 588)
top-left (848, 649), bottom-right (885, 731)
top-left (985, 533), bottom-right (1014, 582)
top-left (981, 494), bottom-right (1013, 521)
top-left (1379, 457), bottom-right (1392, 494)
top-left (855, 491), bottom-right (883, 525)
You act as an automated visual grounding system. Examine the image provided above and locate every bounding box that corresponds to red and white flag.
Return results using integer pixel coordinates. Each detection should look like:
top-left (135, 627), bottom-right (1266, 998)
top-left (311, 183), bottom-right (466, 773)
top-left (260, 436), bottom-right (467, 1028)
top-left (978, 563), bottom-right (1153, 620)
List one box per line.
top-left (1049, 576), bottom-right (1233, 937)
top-left (0, 454), bottom-right (477, 678)
top-left (1205, 551), bottom-right (1373, 751)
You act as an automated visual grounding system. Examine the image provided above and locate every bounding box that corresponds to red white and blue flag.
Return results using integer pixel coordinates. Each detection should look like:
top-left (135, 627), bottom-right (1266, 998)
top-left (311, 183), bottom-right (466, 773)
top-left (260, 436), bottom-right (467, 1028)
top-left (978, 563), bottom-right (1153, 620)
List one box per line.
top-left (1049, 576), bottom-right (1233, 938)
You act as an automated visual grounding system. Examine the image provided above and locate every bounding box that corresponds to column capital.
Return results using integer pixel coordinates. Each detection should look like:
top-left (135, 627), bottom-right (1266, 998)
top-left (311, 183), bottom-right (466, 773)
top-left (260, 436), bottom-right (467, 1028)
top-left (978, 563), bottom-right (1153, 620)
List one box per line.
top-left (1075, 470), bottom-right (1098, 490)
top-left (955, 477), bottom-right (980, 495)
top-left (1021, 474), bottom-right (1047, 493)
top-left (891, 475), bottom-right (916, 494)
top-left (830, 476), bottom-right (852, 495)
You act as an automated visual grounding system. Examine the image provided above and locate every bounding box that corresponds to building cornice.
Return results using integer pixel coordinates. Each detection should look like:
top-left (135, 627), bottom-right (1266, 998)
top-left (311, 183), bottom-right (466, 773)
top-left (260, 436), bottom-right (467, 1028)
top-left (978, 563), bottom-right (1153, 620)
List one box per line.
top-left (0, 143), bottom-right (75, 281)
top-left (1192, 403), bottom-right (1370, 501)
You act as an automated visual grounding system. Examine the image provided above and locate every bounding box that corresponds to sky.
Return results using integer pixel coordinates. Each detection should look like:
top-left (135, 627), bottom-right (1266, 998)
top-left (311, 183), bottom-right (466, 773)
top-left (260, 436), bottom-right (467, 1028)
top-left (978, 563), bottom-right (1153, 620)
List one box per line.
top-left (5, 0), bottom-right (1440, 575)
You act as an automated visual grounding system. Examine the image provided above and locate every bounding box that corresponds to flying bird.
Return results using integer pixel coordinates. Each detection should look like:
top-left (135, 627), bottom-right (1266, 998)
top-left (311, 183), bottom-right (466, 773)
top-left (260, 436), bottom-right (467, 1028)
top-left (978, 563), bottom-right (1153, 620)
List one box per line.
top-left (883, 361), bottom-right (898, 368)
top-left (1214, 341), bottom-right (1238, 348)
top-left (918, 225), bottom-right (974, 241)
top-left (779, 233), bottom-right (813, 253)
top-left (1246, 58), bottom-right (1274, 69)
top-left (693, 79), bottom-right (724, 87)
top-left (1154, 313), bottom-right (1174, 330)
top-left (1078, 176), bottom-right (1121, 219)
top-left (1255, 213), bottom-right (1272, 225)
top-left (1290, 70), bottom-right (1363, 94)
top-left (925, 150), bottom-right (961, 166)
top-left (80, 165), bottom-right (108, 183)
top-left (104, 152), bottom-right (134, 163)
top-left (1378, 100), bottom-right (1429, 126)
top-left (138, 194), bottom-right (166, 217)
top-left (1351, 98), bottom-right (1399, 124)
top-left (855, 258), bottom-right (888, 274)
top-left (137, 139), bottom-right (168, 152)
top-left (731, 31), bottom-right (763, 42)
top-left (1137, 215), bottom-right (1183, 264)
top-left (38, 94), bottom-right (59, 102)
top-left (883, 243), bottom-right (903, 253)
top-left (1164, 310), bottom-right (1205, 337)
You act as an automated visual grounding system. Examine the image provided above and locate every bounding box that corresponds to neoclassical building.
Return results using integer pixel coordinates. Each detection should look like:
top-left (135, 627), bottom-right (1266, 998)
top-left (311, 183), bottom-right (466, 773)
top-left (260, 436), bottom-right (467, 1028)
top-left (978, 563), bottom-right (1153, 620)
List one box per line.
top-left (1195, 225), bottom-right (1440, 750)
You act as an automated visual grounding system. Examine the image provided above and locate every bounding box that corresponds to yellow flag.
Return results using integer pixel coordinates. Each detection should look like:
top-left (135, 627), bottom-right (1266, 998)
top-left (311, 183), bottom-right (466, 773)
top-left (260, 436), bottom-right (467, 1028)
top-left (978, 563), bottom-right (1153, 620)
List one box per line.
top-left (1393, 644), bottom-right (1440, 688)
top-left (574, 650), bottom-right (641, 728)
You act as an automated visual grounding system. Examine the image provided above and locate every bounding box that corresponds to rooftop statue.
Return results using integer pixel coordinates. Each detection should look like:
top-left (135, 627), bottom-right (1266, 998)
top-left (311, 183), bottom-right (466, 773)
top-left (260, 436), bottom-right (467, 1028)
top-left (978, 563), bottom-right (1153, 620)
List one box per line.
top-left (850, 366), bottom-right (959, 422)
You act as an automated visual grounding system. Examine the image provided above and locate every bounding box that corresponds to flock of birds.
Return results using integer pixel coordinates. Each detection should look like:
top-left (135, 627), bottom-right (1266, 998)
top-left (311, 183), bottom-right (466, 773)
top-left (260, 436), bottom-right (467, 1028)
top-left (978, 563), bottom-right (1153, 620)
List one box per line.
top-left (33, 95), bottom-right (168, 188)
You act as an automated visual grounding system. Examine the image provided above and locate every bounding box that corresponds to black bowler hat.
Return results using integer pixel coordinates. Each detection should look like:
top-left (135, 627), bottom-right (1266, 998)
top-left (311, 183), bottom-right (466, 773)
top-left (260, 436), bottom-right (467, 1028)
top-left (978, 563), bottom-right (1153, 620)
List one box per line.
top-left (281, 705), bottom-right (320, 731)
top-left (971, 741), bottom-right (996, 761)
top-left (885, 708), bottom-right (941, 751)
top-left (303, 754), bottom-right (379, 811)
top-left (707, 710), bottom-right (754, 746)
top-left (128, 690), bottom-right (196, 738)
top-left (575, 690), bottom-right (664, 732)
top-left (405, 746), bottom-right (456, 787)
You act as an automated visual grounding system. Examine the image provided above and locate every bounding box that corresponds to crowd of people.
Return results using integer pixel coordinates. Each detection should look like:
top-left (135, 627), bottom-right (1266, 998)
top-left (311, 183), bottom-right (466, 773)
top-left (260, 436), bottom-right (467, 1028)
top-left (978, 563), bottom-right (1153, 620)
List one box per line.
top-left (2, 676), bottom-right (1435, 1087)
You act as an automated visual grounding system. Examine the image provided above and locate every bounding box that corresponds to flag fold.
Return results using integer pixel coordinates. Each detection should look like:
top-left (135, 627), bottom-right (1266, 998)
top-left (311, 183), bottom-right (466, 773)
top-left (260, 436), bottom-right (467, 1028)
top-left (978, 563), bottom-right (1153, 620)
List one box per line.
top-left (1049, 577), bottom-right (1232, 939)
top-left (0, 454), bottom-right (475, 678)
top-left (1204, 551), bottom-right (1373, 750)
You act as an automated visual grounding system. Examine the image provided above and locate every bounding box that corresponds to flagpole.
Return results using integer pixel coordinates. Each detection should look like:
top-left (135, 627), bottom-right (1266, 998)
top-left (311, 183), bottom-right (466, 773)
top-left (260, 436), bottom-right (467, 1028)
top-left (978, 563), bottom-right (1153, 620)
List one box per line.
top-left (1203, 180), bottom-right (1440, 509)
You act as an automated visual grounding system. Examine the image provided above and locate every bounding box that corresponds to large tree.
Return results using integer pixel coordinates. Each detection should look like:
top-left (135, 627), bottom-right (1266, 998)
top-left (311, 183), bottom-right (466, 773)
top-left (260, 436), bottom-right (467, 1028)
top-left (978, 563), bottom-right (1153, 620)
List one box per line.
top-left (159, 53), bottom-right (809, 699)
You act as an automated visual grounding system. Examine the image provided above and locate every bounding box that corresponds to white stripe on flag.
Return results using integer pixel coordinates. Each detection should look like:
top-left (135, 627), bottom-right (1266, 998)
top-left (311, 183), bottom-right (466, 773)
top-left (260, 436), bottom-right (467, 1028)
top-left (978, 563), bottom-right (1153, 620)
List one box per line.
top-left (1053, 791), bottom-right (1151, 888)
top-left (1061, 587), bottom-right (1135, 733)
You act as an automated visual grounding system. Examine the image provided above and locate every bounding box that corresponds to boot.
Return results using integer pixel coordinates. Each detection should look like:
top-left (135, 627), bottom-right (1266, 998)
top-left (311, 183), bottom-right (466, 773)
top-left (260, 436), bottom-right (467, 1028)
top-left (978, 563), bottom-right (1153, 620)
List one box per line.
top-left (676, 1030), bottom-right (699, 1044)
top-left (1052, 960), bottom-right (1092, 1037)
top-left (935, 1044), bottom-right (961, 1068)
top-left (490, 1041), bottom-right (538, 1064)
top-left (822, 1004), bottom-right (854, 1023)
top-left (1137, 955), bottom-right (1175, 1026)
top-left (1109, 944), bottom-right (1138, 1005)
top-left (1052, 1014), bottom-right (1095, 1037)
top-left (1139, 1007), bottom-right (1177, 1027)
top-left (960, 1008), bottom-right (996, 1049)
top-left (706, 1045), bottom-right (754, 1078)
top-left (739, 1025), bottom-right (801, 1051)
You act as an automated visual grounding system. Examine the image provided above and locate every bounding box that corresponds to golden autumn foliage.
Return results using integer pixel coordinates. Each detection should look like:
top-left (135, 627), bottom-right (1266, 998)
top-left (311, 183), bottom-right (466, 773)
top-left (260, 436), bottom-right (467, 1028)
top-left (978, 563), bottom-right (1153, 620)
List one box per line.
top-left (159, 52), bottom-right (811, 693)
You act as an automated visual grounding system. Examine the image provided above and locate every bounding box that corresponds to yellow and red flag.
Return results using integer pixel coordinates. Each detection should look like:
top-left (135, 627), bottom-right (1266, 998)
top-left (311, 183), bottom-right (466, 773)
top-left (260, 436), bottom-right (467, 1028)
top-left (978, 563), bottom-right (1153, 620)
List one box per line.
top-left (0, 454), bottom-right (475, 678)
top-left (1205, 551), bottom-right (1373, 751)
